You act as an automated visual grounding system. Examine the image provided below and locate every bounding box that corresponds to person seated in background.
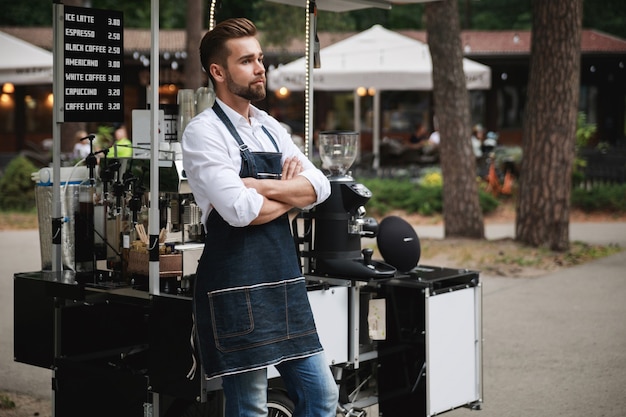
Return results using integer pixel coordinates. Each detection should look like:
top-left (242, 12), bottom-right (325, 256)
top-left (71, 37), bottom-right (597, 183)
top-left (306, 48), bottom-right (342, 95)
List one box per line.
top-left (471, 124), bottom-right (484, 158)
top-left (113, 124), bottom-right (133, 158)
top-left (421, 128), bottom-right (440, 156)
top-left (391, 123), bottom-right (439, 166)
top-left (72, 130), bottom-right (91, 160)
top-left (407, 122), bottom-right (430, 151)
top-left (482, 131), bottom-right (498, 155)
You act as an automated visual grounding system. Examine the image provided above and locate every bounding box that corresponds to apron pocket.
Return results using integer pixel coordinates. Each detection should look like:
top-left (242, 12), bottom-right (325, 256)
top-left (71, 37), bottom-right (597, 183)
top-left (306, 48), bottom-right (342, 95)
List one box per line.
top-left (208, 280), bottom-right (305, 353)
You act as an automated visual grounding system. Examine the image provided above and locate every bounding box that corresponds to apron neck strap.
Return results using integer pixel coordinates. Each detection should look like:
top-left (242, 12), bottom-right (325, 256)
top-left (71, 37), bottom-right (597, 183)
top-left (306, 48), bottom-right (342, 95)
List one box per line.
top-left (212, 102), bottom-right (279, 152)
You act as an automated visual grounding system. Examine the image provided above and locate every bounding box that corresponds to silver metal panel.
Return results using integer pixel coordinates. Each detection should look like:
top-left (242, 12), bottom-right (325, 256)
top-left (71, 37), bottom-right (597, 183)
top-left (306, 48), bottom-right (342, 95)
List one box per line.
top-left (426, 286), bottom-right (482, 416)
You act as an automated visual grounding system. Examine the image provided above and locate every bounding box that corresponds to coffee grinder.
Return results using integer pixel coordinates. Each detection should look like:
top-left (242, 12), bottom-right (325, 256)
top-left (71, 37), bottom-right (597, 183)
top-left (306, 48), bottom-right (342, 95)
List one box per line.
top-left (300, 131), bottom-right (396, 279)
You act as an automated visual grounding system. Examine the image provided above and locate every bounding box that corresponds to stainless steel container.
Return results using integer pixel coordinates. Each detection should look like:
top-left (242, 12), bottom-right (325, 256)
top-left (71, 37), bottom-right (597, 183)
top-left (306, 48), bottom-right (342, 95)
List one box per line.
top-left (35, 166), bottom-right (89, 271)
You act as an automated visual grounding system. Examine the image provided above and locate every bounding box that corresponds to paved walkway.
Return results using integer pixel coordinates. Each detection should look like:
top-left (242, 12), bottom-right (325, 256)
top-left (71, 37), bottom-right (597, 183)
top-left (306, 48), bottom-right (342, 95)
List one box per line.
top-left (2, 224), bottom-right (626, 416)
top-left (1, 230), bottom-right (51, 400)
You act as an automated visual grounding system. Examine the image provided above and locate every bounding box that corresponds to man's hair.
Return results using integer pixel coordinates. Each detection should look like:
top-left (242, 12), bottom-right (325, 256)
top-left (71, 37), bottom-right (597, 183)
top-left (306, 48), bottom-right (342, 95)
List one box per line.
top-left (199, 18), bottom-right (258, 83)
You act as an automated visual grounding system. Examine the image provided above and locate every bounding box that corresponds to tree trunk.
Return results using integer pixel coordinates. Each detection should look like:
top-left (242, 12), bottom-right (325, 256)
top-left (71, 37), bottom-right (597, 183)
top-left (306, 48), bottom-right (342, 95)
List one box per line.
top-left (515, 0), bottom-right (582, 251)
top-left (425, 0), bottom-right (484, 239)
top-left (184, 0), bottom-right (205, 89)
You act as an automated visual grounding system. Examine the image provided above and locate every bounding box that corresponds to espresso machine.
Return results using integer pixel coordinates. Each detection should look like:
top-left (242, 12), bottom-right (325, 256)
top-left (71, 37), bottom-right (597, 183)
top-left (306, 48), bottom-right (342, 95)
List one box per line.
top-left (300, 131), bottom-right (396, 279)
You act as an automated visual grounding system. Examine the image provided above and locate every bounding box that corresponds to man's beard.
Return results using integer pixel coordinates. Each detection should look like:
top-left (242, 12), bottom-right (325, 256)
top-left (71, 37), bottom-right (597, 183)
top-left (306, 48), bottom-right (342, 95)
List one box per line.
top-left (226, 71), bottom-right (266, 102)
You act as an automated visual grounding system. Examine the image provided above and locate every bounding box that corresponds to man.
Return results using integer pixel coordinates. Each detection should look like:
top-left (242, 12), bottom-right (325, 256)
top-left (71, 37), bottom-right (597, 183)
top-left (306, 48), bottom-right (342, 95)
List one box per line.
top-left (407, 122), bottom-right (429, 150)
top-left (471, 124), bottom-right (484, 159)
top-left (423, 127), bottom-right (440, 156)
top-left (113, 124), bottom-right (133, 158)
top-left (73, 130), bottom-right (91, 160)
top-left (181, 18), bottom-right (337, 417)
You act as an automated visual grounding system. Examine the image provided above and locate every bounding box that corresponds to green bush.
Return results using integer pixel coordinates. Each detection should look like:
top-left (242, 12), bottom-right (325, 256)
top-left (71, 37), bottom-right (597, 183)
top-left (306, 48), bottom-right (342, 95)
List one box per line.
top-left (359, 177), bottom-right (419, 214)
top-left (575, 112), bottom-right (596, 149)
top-left (571, 184), bottom-right (626, 212)
top-left (0, 155), bottom-right (38, 211)
top-left (478, 190), bottom-right (501, 214)
top-left (360, 177), bottom-right (626, 218)
top-left (358, 177), bottom-right (500, 216)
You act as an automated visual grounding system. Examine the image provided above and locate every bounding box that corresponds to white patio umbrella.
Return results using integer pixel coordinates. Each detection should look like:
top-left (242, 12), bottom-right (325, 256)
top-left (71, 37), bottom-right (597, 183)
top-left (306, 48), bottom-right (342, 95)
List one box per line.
top-left (266, 0), bottom-right (442, 159)
top-left (0, 31), bottom-right (53, 85)
top-left (269, 25), bottom-right (491, 91)
top-left (268, 24), bottom-right (491, 168)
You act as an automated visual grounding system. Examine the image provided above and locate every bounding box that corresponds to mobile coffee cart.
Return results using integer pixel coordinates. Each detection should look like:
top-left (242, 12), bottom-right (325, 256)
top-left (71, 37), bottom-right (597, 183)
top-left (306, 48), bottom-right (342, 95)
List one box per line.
top-left (14, 266), bottom-right (482, 417)
top-left (13, 1), bottom-right (482, 416)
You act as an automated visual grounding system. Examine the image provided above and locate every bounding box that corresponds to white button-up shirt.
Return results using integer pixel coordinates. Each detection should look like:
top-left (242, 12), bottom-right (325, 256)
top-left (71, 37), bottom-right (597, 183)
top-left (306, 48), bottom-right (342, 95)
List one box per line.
top-left (182, 98), bottom-right (330, 227)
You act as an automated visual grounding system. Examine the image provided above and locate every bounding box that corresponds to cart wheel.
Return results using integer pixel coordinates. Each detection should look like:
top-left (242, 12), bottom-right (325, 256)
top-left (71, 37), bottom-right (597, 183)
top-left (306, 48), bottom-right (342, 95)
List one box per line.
top-left (268, 389), bottom-right (294, 417)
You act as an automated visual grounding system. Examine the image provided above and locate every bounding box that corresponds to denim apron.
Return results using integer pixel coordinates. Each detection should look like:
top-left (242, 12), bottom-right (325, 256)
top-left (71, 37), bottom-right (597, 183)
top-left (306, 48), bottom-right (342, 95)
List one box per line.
top-left (193, 103), bottom-right (322, 379)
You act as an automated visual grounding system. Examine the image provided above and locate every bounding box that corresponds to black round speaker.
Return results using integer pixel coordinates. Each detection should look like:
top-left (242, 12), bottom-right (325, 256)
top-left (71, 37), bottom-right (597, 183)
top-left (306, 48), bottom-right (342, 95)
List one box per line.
top-left (376, 216), bottom-right (421, 273)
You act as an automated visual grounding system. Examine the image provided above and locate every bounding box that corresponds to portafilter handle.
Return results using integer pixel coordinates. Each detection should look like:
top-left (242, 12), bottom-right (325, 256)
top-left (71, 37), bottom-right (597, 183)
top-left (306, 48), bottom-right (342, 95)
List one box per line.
top-left (362, 248), bottom-right (374, 265)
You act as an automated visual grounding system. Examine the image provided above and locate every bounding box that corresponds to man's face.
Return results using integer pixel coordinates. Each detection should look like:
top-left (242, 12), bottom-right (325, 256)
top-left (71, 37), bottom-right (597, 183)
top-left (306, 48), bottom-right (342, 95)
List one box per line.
top-left (222, 37), bottom-right (266, 102)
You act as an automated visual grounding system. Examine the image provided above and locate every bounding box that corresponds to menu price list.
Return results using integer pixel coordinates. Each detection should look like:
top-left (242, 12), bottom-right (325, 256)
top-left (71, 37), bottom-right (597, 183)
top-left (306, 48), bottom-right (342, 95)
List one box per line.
top-left (63, 6), bottom-right (123, 123)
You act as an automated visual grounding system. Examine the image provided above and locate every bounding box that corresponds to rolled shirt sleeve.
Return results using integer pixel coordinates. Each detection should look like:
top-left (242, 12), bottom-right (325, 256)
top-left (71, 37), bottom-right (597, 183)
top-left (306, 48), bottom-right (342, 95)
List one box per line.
top-left (297, 167), bottom-right (330, 209)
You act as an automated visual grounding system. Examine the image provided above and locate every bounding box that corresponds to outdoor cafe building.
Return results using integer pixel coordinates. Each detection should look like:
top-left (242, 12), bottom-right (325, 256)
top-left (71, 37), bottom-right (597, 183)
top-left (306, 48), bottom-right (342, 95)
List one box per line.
top-left (0, 26), bottom-right (625, 164)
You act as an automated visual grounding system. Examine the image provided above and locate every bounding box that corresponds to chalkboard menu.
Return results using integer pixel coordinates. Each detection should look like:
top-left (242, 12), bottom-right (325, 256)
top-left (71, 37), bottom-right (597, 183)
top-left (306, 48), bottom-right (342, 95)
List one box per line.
top-left (63, 6), bottom-right (123, 122)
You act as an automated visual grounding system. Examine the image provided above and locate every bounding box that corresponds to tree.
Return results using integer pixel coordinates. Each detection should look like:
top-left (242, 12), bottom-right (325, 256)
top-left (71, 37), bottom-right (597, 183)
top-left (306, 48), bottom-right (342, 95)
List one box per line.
top-left (0, 0), bottom-right (51, 26)
top-left (465, 0), bottom-right (532, 30)
top-left (255, 2), bottom-right (356, 51)
top-left (582, 0), bottom-right (626, 39)
top-left (3, 0), bottom-right (626, 39)
top-left (424, 0), bottom-right (484, 239)
top-left (255, 3), bottom-right (304, 49)
top-left (184, 0), bottom-right (205, 90)
top-left (515, 0), bottom-right (582, 251)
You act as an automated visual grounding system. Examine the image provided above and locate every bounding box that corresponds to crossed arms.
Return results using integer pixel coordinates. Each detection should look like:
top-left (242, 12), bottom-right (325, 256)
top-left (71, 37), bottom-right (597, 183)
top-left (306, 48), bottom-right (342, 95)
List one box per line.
top-left (242, 157), bottom-right (317, 225)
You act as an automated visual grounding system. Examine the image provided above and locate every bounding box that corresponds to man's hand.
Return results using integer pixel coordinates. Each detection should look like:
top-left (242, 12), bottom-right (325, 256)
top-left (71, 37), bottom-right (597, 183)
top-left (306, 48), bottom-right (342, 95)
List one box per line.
top-left (241, 157), bottom-right (318, 225)
top-left (281, 156), bottom-right (303, 180)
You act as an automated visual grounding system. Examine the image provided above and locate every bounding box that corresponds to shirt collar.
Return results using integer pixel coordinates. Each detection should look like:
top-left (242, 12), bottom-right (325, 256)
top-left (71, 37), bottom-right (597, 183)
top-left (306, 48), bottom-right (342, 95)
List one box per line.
top-left (215, 97), bottom-right (266, 128)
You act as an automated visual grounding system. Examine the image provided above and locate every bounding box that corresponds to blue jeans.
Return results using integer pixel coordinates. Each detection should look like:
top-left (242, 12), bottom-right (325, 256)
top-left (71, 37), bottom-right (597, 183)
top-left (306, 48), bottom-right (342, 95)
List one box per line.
top-left (221, 353), bottom-right (339, 417)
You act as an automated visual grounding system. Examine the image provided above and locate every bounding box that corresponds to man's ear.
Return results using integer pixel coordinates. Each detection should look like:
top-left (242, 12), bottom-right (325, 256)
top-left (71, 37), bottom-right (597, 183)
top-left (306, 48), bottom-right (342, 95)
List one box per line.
top-left (210, 63), bottom-right (225, 83)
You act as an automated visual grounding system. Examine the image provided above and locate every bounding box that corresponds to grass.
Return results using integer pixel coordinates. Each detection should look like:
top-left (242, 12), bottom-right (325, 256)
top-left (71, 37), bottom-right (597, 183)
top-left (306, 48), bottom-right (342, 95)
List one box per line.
top-left (0, 393), bottom-right (16, 409)
top-left (0, 210), bottom-right (38, 230)
top-left (414, 237), bottom-right (622, 277)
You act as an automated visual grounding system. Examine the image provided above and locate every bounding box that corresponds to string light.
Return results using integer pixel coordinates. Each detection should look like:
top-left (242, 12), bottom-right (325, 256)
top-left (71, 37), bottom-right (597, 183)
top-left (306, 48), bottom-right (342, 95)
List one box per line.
top-left (208, 0), bottom-right (217, 30)
top-left (304, 0), bottom-right (312, 158)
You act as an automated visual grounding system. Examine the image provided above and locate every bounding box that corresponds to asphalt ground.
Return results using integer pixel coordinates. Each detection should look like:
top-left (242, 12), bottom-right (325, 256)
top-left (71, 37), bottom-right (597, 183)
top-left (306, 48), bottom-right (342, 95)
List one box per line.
top-left (2, 223), bottom-right (626, 416)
